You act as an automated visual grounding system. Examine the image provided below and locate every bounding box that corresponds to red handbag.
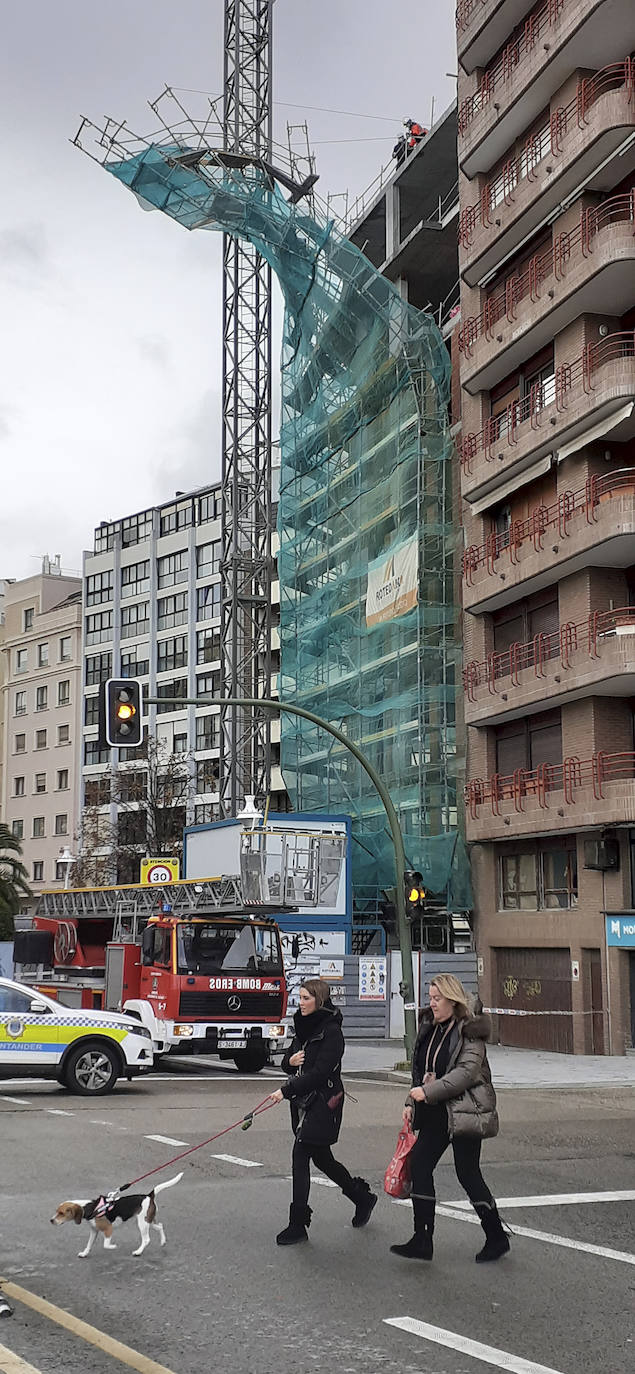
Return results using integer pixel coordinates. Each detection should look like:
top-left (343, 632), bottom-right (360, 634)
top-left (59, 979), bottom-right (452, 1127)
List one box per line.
top-left (383, 1127), bottom-right (417, 1199)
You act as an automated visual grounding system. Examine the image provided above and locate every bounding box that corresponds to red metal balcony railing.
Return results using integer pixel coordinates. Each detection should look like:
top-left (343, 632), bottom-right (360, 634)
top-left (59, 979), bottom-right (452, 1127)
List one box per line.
top-left (458, 59), bottom-right (635, 247)
top-left (458, 0), bottom-right (574, 137)
top-left (462, 467), bottom-right (635, 584)
top-left (463, 606), bottom-right (635, 699)
top-left (456, 0), bottom-right (488, 35)
top-left (459, 332), bottom-right (635, 474)
top-left (465, 750), bottom-right (635, 817)
top-left (459, 193), bottom-right (635, 356)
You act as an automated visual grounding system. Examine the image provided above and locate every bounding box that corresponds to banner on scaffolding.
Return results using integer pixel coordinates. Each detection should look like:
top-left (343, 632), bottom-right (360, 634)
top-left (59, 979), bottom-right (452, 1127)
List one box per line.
top-left (365, 537), bottom-right (418, 627)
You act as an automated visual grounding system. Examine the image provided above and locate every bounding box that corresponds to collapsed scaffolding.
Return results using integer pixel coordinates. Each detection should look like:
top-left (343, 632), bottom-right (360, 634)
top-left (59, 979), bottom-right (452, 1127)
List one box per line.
top-left (74, 90), bottom-right (471, 911)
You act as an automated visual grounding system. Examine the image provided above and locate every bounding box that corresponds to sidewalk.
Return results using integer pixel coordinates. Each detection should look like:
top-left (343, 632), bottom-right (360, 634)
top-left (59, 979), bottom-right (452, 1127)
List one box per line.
top-left (343, 1039), bottom-right (635, 1088)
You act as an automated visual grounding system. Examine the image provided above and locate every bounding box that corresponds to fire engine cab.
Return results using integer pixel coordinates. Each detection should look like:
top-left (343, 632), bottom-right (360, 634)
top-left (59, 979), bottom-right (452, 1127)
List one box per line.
top-left (14, 877), bottom-right (288, 1073)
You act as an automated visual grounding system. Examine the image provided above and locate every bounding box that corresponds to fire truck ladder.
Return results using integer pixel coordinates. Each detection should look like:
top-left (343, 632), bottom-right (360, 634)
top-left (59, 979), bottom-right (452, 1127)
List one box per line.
top-left (34, 877), bottom-right (245, 922)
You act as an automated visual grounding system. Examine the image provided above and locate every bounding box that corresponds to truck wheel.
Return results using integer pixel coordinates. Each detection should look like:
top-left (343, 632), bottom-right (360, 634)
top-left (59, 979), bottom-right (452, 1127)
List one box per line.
top-left (63, 1040), bottom-right (121, 1095)
top-left (233, 1046), bottom-right (269, 1073)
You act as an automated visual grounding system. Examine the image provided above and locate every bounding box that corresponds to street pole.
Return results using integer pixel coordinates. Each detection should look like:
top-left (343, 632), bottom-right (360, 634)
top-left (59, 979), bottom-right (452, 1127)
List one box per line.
top-left (146, 693), bottom-right (418, 1061)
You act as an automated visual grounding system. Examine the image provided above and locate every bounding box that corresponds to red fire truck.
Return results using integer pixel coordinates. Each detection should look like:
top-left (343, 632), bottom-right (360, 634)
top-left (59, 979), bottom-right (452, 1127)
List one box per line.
top-left (13, 877), bottom-right (288, 1073)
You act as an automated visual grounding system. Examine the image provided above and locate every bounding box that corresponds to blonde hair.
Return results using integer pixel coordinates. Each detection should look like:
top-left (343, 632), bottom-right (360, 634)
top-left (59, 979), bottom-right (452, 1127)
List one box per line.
top-left (430, 973), bottom-right (471, 1022)
top-left (300, 977), bottom-right (331, 1009)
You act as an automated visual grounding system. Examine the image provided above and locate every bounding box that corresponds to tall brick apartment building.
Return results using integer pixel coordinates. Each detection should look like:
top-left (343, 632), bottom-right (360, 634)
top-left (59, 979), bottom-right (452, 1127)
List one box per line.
top-left (456, 0), bottom-right (635, 1052)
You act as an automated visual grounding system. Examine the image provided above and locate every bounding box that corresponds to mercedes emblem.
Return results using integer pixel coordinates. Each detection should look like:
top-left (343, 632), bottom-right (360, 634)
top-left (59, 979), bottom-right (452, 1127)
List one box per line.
top-left (227, 994), bottom-right (241, 1011)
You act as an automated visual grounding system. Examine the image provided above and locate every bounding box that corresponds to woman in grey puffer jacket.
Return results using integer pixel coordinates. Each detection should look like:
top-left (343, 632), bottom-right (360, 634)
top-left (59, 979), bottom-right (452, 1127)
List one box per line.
top-left (390, 973), bottom-right (510, 1266)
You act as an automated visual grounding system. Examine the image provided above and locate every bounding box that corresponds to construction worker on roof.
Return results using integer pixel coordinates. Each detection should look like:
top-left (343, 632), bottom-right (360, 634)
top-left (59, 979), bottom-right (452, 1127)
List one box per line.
top-left (403, 118), bottom-right (427, 152)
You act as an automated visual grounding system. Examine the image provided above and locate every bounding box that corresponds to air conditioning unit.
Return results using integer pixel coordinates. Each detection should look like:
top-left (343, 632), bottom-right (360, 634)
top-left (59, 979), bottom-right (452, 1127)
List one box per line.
top-left (583, 835), bottom-right (620, 872)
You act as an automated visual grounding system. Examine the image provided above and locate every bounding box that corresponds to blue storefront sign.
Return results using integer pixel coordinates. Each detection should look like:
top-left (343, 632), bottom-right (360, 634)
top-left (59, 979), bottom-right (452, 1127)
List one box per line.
top-left (605, 915), bottom-right (635, 948)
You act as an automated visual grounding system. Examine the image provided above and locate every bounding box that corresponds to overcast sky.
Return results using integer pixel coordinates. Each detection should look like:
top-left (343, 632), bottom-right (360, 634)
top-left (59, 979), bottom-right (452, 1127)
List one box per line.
top-left (1, 1), bottom-right (456, 581)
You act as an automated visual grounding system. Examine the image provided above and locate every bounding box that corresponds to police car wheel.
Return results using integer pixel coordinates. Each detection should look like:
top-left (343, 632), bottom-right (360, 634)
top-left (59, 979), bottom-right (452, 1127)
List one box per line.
top-left (233, 1047), bottom-right (268, 1073)
top-left (64, 1040), bottom-right (121, 1095)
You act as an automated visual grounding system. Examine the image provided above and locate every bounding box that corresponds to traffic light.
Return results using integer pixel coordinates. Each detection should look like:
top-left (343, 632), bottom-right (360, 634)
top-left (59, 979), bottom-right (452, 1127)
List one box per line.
top-left (99, 678), bottom-right (143, 748)
top-left (404, 870), bottom-right (426, 918)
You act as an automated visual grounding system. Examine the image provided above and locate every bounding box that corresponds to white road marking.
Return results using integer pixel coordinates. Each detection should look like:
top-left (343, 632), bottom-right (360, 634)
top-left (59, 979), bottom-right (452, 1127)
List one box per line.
top-left (0, 1338), bottom-right (44, 1373)
top-left (211, 1154), bottom-right (263, 1168)
top-left (46, 1109), bottom-right (74, 1117)
top-left (285, 1175), bottom-right (336, 1187)
top-left (0, 1096), bottom-right (31, 1106)
top-left (384, 1317), bottom-right (564, 1374)
top-left (144, 1134), bottom-right (189, 1147)
top-left (89, 1119), bottom-right (115, 1127)
top-left (447, 1189), bottom-right (635, 1209)
top-left (437, 1204), bottom-right (635, 1266)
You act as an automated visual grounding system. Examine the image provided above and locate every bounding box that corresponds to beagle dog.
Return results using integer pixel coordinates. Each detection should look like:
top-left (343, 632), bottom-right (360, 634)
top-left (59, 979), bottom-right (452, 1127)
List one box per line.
top-left (50, 1172), bottom-right (183, 1258)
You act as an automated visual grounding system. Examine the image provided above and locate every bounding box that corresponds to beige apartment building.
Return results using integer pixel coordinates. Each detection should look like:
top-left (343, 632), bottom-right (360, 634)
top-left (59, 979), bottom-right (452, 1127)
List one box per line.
top-left (0, 559), bottom-right (82, 908)
top-left (456, 0), bottom-right (635, 1051)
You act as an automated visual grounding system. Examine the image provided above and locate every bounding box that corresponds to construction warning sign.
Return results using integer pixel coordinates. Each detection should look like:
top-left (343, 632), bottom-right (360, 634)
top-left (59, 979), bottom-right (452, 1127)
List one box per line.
top-left (359, 956), bottom-right (387, 1002)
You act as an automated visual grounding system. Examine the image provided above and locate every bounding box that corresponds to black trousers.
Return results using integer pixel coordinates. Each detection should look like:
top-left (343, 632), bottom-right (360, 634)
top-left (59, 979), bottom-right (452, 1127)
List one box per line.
top-left (410, 1105), bottom-right (495, 1211)
top-left (291, 1138), bottom-right (354, 1210)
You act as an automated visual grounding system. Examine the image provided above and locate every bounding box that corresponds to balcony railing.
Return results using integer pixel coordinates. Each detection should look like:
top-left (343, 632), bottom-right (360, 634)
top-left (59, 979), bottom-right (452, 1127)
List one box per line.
top-left (458, 59), bottom-right (635, 247)
top-left (459, 193), bottom-right (635, 356)
top-left (462, 467), bottom-right (635, 583)
top-left (459, 332), bottom-right (635, 475)
top-left (463, 606), bottom-right (635, 698)
top-left (465, 750), bottom-right (635, 817)
top-left (459, 0), bottom-right (570, 138)
top-left (456, 0), bottom-right (489, 35)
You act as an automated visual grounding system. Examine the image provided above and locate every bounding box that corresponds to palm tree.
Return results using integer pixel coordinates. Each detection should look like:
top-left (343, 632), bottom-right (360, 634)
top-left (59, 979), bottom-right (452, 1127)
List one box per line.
top-left (0, 823), bottom-right (31, 941)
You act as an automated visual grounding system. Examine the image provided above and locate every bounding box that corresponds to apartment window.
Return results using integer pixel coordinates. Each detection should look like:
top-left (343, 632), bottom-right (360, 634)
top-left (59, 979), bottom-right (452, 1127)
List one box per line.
top-left (197, 758), bottom-right (219, 793)
top-left (23, 608), bottom-right (34, 631)
top-left (12, 820), bottom-right (24, 840)
top-left (121, 650), bottom-right (149, 679)
top-left (85, 610), bottom-right (113, 645)
top-left (121, 603), bottom-right (150, 640)
top-left (85, 739), bottom-right (110, 766)
top-left (15, 649), bottom-right (27, 674)
top-left (542, 844), bottom-right (578, 909)
top-left (38, 643), bottom-right (49, 667)
top-left (197, 671), bottom-right (220, 699)
top-left (84, 695), bottom-right (100, 727)
top-left (159, 500), bottom-right (193, 536)
top-left (196, 714), bottom-right (220, 752)
top-left (57, 769), bottom-right (69, 790)
top-left (57, 680), bottom-right (70, 707)
top-left (174, 732), bottom-right (188, 755)
top-left (158, 592), bottom-right (187, 630)
top-left (196, 541), bottom-right (222, 579)
top-left (33, 861), bottom-right (44, 882)
top-left (84, 776), bottom-right (111, 806)
top-left (36, 686), bottom-right (48, 712)
top-left (197, 585), bottom-right (220, 622)
top-left (195, 803), bottom-right (217, 825)
top-left (94, 523), bottom-right (116, 553)
top-left (156, 679), bottom-right (188, 714)
top-left (35, 730), bottom-right (47, 750)
top-left (157, 551), bottom-right (188, 588)
top-left (86, 652), bottom-right (112, 686)
top-left (121, 560), bottom-right (150, 599)
top-left (121, 510), bottom-right (153, 546)
top-left (499, 843), bottom-right (578, 911)
top-left (14, 691), bottom-right (26, 716)
top-left (33, 817), bottom-right (45, 838)
top-left (116, 770), bottom-right (146, 804)
top-left (59, 635), bottom-right (72, 662)
top-left (198, 491), bottom-right (221, 523)
top-left (34, 773), bottom-right (46, 794)
top-left (495, 709), bottom-right (562, 777)
top-left (14, 734), bottom-right (26, 754)
top-left (57, 724), bottom-right (70, 745)
top-left (86, 570), bottom-right (114, 606)
top-left (13, 777), bottom-right (25, 797)
top-left (197, 628), bottom-right (221, 664)
top-left (157, 635), bottom-right (188, 673)
top-left (55, 814), bottom-right (68, 836)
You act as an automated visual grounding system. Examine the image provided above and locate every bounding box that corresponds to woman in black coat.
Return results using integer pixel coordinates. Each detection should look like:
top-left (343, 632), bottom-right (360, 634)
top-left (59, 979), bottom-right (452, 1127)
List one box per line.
top-left (269, 977), bottom-right (377, 1245)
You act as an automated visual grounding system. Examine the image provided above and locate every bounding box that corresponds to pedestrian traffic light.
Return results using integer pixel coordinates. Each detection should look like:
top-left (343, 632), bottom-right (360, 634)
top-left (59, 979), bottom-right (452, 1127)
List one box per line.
top-left (99, 678), bottom-right (143, 748)
top-left (404, 871), bottom-right (426, 918)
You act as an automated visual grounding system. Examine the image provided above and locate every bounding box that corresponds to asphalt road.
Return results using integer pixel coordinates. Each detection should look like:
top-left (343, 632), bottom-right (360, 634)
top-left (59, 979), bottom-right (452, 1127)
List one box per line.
top-left (0, 1061), bottom-right (633, 1374)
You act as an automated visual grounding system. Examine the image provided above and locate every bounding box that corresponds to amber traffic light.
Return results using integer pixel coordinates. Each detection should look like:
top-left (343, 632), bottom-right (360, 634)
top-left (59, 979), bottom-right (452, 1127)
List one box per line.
top-left (404, 870), bottom-right (426, 917)
top-left (99, 678), bottom-right (143, 748)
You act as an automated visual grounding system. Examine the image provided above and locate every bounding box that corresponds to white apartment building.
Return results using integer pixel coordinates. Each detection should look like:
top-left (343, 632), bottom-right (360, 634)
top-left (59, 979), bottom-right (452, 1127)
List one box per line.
top-left (0, 559), bottom-right (82, 906)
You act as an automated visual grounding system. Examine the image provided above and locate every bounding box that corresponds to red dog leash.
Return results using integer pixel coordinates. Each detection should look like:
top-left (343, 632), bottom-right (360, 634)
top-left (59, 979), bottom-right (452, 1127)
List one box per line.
top-left (118, 1095), bottom-right (276, 1193)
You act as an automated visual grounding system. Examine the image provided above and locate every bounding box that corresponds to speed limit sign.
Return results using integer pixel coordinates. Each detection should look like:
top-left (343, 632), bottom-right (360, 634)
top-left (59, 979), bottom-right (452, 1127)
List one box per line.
top-left (140, 858), bottom-right (180, 885)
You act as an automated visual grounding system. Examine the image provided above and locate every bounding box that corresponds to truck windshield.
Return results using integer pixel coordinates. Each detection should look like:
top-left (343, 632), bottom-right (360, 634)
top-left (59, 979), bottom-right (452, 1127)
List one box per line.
top-left (176, 923), bottom-right (283, 975)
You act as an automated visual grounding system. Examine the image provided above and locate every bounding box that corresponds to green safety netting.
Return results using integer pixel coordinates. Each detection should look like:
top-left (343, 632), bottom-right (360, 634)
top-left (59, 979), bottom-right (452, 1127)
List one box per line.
top-left (106, 146), bottom-right (471, 909)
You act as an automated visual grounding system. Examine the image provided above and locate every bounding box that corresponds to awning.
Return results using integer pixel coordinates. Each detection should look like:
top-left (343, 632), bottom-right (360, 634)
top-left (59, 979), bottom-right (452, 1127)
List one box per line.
top-left (556, 402), bottom-right (635, 463)
top-left (467, 453), bottom-right (553, 516)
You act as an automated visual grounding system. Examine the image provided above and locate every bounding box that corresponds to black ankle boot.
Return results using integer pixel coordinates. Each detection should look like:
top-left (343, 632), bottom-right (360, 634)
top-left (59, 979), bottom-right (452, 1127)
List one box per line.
top-left (474, 1204), bottom-right (510, 1263)
top-left (348, 1177), bottom-right (378, 1229)
top-left (276, 1205), bottom-right (312, 1246)
top-left (390, 1197), bottom-right (434, 1260)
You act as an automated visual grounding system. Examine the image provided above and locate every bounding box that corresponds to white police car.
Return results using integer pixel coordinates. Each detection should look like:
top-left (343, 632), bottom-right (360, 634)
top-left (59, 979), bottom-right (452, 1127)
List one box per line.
top-left (0, 975), bottom-right (153, 1095)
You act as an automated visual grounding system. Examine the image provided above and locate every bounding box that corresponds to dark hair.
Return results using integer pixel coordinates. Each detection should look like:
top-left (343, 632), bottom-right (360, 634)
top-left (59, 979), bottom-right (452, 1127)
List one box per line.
top-left (300, 977), bottom-right (330, 1009)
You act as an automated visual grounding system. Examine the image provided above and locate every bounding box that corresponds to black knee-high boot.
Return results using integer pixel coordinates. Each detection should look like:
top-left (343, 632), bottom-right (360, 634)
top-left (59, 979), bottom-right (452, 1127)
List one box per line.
top-left (390, 1196), bottom-right (435, 1260)
top-left (474, 1202), bottom-right (510, 1263)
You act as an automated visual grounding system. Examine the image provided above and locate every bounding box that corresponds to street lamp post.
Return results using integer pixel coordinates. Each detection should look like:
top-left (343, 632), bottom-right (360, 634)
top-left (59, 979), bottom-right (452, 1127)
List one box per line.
top-left (57, 846), bottom-right (76, 891)
top-left (146, 693), bottom-right (418, 1061)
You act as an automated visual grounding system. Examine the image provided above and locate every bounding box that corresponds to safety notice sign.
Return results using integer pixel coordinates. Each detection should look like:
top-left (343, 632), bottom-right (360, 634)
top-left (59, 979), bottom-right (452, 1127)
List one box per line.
top-left (359, 956), bottom-right (387, 1002)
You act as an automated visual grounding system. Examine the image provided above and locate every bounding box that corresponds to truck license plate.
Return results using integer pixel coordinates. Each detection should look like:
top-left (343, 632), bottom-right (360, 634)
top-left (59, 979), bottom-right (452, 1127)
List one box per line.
top-left (218, 1039), bottom-right (247, 1049)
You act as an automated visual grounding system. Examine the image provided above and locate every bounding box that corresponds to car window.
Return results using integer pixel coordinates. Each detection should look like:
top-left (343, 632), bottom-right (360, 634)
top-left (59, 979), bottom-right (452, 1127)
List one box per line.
top-left (0, 986), bottom-right (33, 1014)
